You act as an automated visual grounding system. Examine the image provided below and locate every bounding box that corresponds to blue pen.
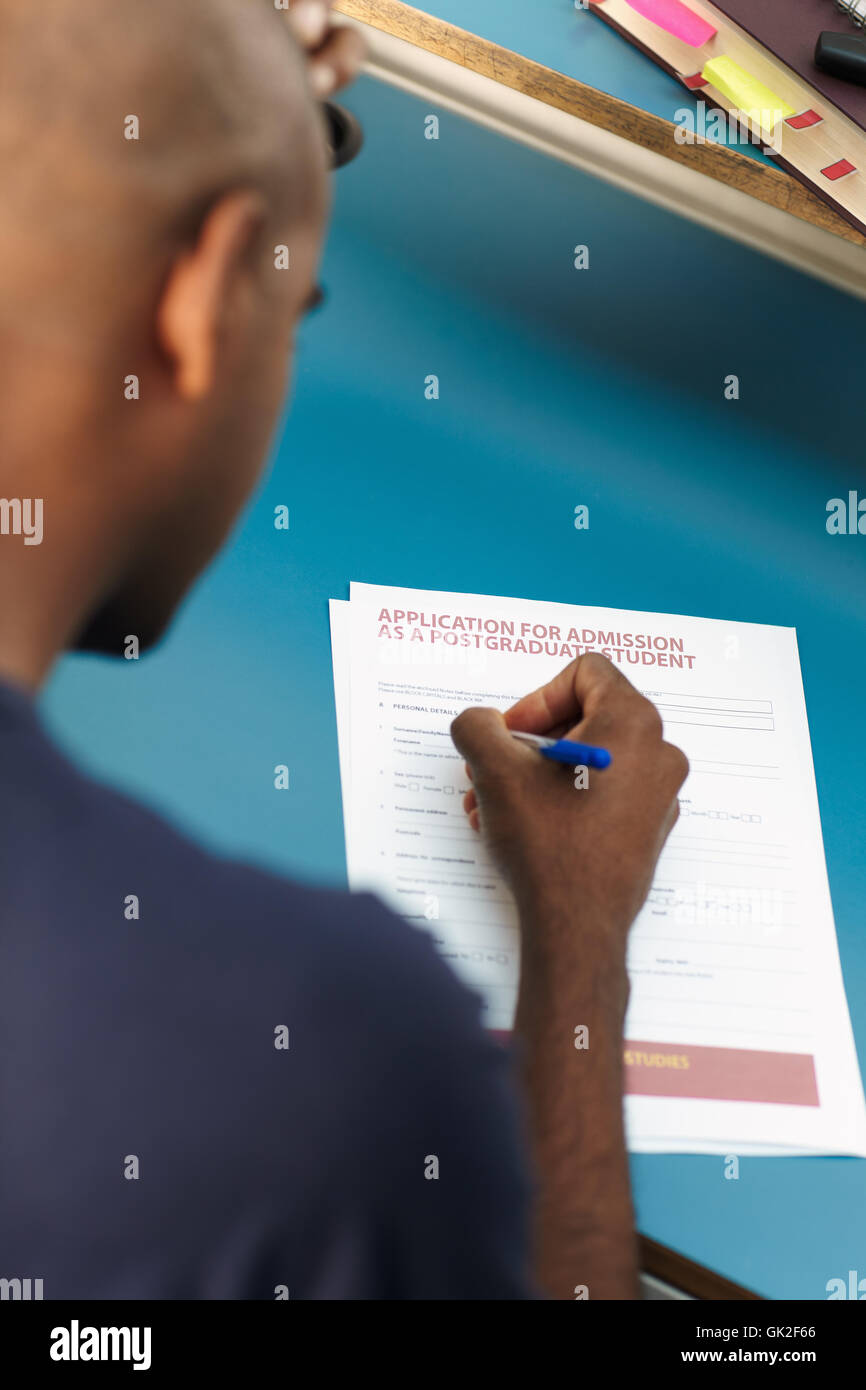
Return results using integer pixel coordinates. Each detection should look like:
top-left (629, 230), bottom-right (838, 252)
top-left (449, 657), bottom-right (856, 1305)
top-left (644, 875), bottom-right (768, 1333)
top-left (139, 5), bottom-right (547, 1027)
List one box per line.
top-left (510, 730), bottom-right (612, 770)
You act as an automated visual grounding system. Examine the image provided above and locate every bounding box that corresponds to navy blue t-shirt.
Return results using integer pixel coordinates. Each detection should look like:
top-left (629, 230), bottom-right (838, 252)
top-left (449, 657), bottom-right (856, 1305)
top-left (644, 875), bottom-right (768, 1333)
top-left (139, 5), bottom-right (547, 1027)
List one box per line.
top-left (0, 680), bottom-right (532, 1298)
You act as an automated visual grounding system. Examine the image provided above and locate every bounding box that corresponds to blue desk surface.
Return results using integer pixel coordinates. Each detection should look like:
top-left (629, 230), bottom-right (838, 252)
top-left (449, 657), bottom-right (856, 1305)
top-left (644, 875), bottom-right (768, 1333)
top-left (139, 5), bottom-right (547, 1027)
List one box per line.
top-left (43, 67), bottom-right (866, 1299)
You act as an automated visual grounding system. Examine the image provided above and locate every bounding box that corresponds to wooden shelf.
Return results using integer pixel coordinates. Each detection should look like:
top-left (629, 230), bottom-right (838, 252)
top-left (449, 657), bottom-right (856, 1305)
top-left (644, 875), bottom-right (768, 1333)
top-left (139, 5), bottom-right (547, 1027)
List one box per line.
top-left (336, 0), bottom-right (866, 247)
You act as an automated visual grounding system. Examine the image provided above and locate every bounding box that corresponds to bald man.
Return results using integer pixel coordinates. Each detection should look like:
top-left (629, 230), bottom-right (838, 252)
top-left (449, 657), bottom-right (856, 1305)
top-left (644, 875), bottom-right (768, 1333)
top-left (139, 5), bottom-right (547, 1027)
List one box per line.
top-left (0, 0), bottom-right (687, 1301)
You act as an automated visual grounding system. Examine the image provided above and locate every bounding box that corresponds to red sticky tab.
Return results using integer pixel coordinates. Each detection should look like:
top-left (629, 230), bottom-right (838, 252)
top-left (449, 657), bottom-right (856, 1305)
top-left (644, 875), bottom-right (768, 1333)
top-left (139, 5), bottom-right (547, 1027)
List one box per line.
top-left (623, 1040), bottom-right (819, 1106)
top-left (821, 157), bottom-right (857, 181)
top-left (785, 109), bottom-right (823, 130)
top-left (682, 71), bottom-right (709, 89)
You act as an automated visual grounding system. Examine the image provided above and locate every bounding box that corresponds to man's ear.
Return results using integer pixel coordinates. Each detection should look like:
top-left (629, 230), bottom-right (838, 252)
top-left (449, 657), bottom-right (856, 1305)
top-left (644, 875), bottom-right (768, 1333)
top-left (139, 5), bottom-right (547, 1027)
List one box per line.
top-left (157, 189), bottom-right (268, 402)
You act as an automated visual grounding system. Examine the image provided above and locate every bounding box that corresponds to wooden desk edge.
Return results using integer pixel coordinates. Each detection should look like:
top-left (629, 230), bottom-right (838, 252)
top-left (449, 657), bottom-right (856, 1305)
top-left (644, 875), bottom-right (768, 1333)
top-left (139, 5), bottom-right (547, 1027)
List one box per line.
top-left (335, 0), bottom-right (866, 248)
top-left (640, 1235), bottom-right (763, 1300)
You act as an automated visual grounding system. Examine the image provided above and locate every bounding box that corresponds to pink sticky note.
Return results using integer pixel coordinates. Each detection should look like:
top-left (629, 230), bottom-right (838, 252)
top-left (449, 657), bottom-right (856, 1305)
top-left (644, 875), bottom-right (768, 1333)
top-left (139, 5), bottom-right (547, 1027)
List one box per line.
top-left (623, 0), bottom-right (717, 47)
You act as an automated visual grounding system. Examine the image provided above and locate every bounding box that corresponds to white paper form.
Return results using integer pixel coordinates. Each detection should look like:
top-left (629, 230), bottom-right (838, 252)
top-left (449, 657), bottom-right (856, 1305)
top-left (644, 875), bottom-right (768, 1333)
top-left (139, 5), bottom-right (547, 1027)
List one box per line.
top-left (329, 599), bottom-right (353, 860)
top-left (332, 584), bottom-right (866, 1156)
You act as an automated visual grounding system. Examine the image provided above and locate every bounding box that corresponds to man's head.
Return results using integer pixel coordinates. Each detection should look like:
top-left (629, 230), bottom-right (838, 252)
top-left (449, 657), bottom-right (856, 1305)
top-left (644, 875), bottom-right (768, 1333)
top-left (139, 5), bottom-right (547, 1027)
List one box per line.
top-left (0, 0), bottom-right (329, 678)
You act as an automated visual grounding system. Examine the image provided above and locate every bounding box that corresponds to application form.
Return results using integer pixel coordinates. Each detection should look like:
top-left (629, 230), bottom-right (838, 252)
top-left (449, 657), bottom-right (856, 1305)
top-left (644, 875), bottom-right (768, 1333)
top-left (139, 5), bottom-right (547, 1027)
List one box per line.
top-left (331, 583), bottom-right (866, 1156)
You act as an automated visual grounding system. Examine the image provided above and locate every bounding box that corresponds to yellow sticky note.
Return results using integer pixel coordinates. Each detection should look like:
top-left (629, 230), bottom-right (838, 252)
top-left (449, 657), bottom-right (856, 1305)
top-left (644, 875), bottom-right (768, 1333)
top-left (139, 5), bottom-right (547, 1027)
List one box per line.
top-left (701, 55), bottom-right (794, 129)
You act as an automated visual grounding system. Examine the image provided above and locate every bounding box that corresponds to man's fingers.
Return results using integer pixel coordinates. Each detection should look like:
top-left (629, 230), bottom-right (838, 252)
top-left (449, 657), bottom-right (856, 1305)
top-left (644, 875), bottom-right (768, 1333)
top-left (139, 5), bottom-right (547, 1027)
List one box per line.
top-left (504, 666), bottom-right (571, 734)
top-left (505, 653), bottom-right (634, 737)
top-left (288, 0), bottom-right (331, 50)
top-left (452, 709), bottom-right (539, 832)
top-left (451, 707), bottom-right (533, 792)
top-left (568, 685), bottom-right (663, 750)
top-left (451, 707), bottom-right (511, 763)
top-left (310, 26), bottom-right (365, 96)
top-left (287, 3), bottom-right (365, 98)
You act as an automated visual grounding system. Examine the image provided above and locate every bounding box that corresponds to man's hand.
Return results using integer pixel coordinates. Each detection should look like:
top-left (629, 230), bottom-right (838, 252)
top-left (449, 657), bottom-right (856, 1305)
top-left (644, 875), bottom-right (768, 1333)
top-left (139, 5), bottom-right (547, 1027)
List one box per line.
top-left (451, 655), bottom-right (689, 1300)
top-left (452, 653), bottom-right (688, 963)
top-left (287, 1), bottom-right (365, 99)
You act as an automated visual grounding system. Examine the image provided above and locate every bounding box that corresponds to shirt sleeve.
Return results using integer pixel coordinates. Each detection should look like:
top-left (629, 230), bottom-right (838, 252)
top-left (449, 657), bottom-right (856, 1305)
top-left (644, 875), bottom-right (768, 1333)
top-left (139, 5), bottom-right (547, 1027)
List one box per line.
top-left (365, 905), bottom-right (535, 1299)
